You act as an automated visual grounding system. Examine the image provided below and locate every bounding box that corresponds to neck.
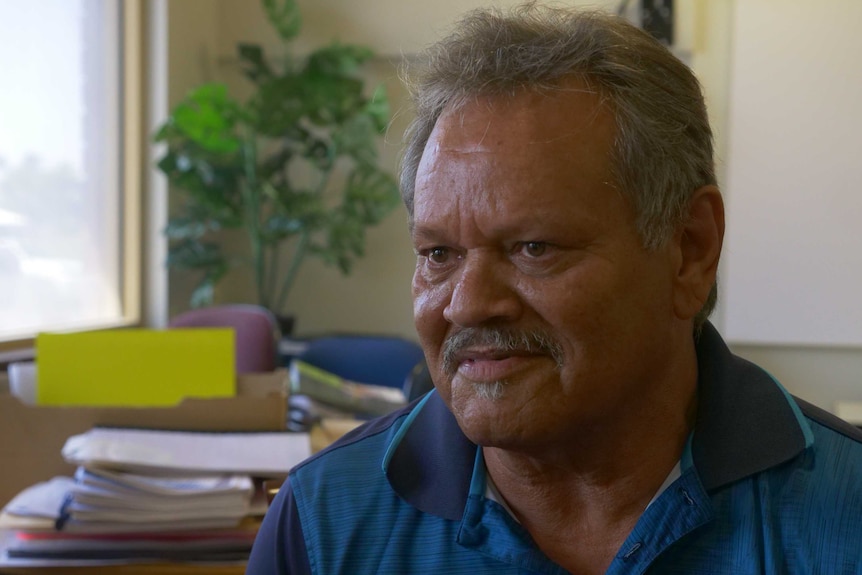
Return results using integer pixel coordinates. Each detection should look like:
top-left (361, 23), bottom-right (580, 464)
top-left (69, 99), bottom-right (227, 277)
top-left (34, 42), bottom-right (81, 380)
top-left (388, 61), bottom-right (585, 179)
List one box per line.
top-left (483, 400), bottom-right (693, 517)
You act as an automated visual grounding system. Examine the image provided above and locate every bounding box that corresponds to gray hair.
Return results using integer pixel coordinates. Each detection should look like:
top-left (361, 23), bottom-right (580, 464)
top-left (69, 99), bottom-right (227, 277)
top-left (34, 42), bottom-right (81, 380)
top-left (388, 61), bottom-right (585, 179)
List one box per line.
top-left (399, 3), bottom-right (718, 327)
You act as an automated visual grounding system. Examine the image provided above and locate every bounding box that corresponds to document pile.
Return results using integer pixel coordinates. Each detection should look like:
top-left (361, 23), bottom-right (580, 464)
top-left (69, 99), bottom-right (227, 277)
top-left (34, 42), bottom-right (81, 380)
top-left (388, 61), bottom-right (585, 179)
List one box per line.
top-left (0, 427), bottom-right (310, 564)
top-left (287, 360), bottom-right (407, 430)
top-left (62, 467), bottom-right (255, 532)
top-left (1, 475), bottom-right (258, 562)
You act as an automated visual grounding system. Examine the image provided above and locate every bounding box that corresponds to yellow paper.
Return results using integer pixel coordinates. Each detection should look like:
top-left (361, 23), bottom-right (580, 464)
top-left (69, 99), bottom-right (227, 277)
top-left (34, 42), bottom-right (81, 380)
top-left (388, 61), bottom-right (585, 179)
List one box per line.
top-left (36, 329), bottom-right (236, 406)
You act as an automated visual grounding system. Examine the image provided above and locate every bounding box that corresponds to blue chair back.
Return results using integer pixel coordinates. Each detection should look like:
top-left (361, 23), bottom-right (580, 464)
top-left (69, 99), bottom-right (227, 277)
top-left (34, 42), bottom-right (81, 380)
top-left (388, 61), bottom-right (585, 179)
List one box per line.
top-left (296, 335), bottom-right (425, 390)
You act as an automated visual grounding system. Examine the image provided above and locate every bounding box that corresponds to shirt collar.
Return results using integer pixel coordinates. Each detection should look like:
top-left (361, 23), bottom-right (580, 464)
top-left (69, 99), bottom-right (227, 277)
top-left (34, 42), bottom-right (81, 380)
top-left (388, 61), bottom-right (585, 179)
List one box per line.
top-left (384, 388), bottom-right (476, 520)
top-left (384, 322), bottom-right (812, 519)
top-left (691, 322), bottom-right (812, 490)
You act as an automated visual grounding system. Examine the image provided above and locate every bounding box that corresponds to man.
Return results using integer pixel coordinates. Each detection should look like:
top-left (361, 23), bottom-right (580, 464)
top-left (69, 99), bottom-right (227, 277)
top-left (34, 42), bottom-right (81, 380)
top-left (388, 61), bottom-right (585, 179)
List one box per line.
top-left (248, 5), bottom-right (862, 574)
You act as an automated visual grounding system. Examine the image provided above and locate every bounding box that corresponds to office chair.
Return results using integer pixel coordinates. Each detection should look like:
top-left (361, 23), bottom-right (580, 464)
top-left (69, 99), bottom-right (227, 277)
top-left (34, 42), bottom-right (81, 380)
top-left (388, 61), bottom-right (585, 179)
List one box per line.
top-left (403, 359), bottom-right (435, 402)
top-left (295, 334), bottom-right (425, 390)
top-left (168, 304), bottom-right (280, 373)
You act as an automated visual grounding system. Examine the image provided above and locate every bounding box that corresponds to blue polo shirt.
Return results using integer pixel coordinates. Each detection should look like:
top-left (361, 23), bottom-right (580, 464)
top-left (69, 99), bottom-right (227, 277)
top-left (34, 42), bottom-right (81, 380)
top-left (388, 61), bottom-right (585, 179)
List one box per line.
top-left (247, 323), bottom-right (862, 574)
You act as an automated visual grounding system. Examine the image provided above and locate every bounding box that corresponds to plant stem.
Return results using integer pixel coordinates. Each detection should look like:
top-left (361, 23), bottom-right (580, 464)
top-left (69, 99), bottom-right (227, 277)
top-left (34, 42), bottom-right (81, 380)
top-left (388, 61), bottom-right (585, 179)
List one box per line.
top-left (265, 240), bottom-right (280, 310)
top-left (274, 230), bottom-right (309, 313)
top-left (272, 153), bottom-right (333, 312)
top-left (241, 132), bottom-right (267, 308)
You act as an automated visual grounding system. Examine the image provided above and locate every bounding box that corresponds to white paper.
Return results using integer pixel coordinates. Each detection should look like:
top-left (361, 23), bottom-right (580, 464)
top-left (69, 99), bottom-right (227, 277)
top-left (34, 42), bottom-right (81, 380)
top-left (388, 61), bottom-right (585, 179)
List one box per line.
top-left (62, 428), bottom-right (310, 476)
top-left (2, 476), bottom-right (74, 519)
top-left (74, 467), bottom-right (254, 497)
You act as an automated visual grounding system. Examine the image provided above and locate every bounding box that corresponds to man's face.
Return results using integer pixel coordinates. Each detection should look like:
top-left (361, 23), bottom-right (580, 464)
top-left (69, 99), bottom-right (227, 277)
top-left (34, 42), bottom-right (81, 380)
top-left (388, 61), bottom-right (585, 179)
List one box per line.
top-left (411, 83), bottom-right (686, 451)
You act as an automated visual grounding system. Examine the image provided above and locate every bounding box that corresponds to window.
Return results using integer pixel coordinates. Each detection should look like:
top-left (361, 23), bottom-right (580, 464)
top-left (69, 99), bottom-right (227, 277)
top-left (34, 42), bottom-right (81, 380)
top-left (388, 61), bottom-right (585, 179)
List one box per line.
top-left (0, 0), bottom-right (141, 347)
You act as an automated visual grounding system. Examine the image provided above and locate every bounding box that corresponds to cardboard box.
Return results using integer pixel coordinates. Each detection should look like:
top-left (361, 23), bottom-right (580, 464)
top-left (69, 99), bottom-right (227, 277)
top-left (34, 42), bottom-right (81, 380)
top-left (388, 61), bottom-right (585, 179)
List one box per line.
top-left (0, 371), bottom-right (288, 506)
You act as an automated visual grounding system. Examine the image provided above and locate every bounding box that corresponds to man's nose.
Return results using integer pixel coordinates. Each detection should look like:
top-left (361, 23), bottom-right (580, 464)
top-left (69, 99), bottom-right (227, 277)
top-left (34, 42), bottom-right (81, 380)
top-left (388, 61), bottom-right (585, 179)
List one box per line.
top-left (443, 254), bottom-right (521, 327)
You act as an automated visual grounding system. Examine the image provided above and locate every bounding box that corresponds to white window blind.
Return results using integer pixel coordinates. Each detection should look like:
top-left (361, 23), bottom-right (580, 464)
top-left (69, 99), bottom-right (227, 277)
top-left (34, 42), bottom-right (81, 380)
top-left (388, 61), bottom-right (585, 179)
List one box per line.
top-left (0, 0), bottom-right (139, 343)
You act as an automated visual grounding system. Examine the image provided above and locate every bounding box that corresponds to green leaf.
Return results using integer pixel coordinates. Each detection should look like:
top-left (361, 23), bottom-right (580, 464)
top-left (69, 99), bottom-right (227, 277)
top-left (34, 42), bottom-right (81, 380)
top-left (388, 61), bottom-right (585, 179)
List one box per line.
top-left (166, 84), bottom-right (243, 154)
top-left (306, 44), bottom-right (374, 76)
top-left (300, 73), bottom-right (366, 125)
top-left (333, 114), bottom-right (377, 163)
top-left (344, 164), bottom-right (401, 224)
top-left (262, 0), bottom-right (302, 42)
top-left (164, 217), bottom-right (208, 240)
top-left (157, 148), bottom-right (245, 224)
top-left (167, 240), bottom-right (226, 270)
top-left (303, 137), bottom-right (336, 171)
top-left (308, 213), bottom-right (365, 275)
top-left (153, 122), bottom-right (173, 142)
top-left (247, 76), bottom-right (305, 136)
top-left (365, 84), bottom-right (391, 132)
top-left (238, 43), bottom-right (273, 83)
top-left (190, 261), bottom-right (229, 309)
top-left (263, 214), bottom-right (303, 238)
top-left (271, 189), bottom-right (328, 227)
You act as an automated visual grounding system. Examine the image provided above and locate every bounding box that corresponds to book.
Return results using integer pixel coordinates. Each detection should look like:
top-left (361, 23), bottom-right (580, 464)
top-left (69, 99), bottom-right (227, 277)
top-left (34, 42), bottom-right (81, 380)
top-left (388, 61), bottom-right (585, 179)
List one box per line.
top-left (288, 361), bottom-right (407, 417)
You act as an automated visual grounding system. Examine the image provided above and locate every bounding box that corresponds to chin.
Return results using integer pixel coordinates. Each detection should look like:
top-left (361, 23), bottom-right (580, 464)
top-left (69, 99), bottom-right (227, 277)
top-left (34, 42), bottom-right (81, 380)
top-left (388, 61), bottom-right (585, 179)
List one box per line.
top-left (472, 381), bottom-right (507, 400)
top-left (450, 385), bottom-right (534, 448)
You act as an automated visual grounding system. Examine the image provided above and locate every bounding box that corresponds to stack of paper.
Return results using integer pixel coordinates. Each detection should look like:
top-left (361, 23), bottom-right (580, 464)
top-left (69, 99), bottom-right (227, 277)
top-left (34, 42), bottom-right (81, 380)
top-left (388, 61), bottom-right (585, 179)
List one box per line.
top-left (0, 427), bottom-right (311, 565)
top-left (1, 476), bottom-right (259, 562)
top-left (288, 360), bottom-right (407, 428)
top-left (61, 468), bottom-right (255, 530)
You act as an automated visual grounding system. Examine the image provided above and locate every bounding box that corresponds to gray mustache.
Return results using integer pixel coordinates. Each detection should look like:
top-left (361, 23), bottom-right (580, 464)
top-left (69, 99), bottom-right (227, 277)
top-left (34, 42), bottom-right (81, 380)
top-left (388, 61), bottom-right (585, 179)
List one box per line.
top-left (441, 328), bottom-right (564, 375)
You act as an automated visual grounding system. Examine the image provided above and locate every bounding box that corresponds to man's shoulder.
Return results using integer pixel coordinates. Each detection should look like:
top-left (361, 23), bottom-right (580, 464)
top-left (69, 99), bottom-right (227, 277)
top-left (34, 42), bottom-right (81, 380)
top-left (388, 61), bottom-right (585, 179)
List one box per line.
top-left (795, 396), bottom-right (862, 445)
top-left (795, 397), bottom-right (862, 487)
top-left (757, 396), bottom-right (862, 509)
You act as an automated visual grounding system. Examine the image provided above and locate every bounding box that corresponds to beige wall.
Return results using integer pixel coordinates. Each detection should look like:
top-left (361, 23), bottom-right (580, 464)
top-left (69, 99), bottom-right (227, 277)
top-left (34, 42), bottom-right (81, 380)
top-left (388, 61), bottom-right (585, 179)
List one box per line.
top-left (162, 0), bottom-right (862, 412)
top-left (214, 0), bottom-right (617, 56)
top-left (164, 0), bottom-right (221, 320)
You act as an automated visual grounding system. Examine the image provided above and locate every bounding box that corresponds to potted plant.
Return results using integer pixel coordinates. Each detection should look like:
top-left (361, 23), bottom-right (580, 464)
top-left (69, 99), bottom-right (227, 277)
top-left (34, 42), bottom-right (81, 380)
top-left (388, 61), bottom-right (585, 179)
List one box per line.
top-left (154, 0), bottom-right (400, 332)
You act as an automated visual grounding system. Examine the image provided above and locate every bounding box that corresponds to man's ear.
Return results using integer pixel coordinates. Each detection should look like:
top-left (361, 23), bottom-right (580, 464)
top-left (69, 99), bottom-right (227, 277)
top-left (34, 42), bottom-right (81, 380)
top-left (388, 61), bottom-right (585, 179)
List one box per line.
top-left (672, 185), bottom-right (725, 321)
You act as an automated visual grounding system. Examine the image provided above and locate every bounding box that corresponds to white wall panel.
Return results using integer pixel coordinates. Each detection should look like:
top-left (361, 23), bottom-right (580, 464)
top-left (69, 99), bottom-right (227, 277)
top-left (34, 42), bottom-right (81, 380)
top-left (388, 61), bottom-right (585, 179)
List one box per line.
top-left (723, 0), bottom-right (862, 345)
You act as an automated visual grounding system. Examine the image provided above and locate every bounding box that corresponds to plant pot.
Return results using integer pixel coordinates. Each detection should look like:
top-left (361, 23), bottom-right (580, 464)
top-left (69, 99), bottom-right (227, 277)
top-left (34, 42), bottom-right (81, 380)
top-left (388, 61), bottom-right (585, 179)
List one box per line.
top-left (275, 314), bottom-right (296, 337)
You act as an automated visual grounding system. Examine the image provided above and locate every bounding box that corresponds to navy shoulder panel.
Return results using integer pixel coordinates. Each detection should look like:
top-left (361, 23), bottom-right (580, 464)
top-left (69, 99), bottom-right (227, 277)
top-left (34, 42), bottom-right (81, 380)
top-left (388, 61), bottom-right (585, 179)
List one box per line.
top-left (795, 396), bottom-right (862, 444)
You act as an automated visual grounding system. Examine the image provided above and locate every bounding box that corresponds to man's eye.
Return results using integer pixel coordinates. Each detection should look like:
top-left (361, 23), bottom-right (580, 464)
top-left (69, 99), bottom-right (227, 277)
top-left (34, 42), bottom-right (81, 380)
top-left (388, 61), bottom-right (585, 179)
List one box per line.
top-left (522, 241), bottom-right (548, 257)
top-left (427, 247), bottom-right (449, 264)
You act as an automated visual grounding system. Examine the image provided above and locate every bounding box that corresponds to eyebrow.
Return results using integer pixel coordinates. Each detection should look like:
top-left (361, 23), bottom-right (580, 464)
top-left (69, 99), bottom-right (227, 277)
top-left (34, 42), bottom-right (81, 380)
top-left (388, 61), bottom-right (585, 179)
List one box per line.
top-left (408, 224), bottom-right (446, 243)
